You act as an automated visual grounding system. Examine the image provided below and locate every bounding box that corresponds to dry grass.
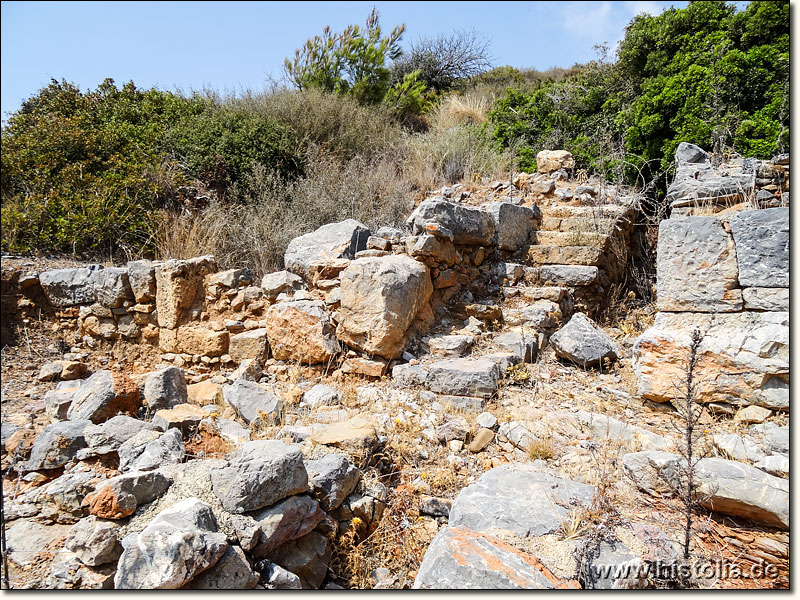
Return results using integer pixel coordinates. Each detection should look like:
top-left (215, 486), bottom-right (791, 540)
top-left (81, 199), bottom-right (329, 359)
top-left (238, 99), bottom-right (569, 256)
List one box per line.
top-left (330, 486), bottom-right (432, 589)
top-left (526, 436), bottom-right (555, 460)
top-left (155, 149), bottom-right (414, 276)
top-left (429, 93), bottom-right (492, 129)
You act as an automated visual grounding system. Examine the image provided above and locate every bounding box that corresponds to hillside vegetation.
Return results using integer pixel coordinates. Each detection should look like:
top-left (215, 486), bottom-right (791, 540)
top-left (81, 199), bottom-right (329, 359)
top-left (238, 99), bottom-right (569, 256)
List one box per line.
top-left (0, 0), bottom-right (788, 269)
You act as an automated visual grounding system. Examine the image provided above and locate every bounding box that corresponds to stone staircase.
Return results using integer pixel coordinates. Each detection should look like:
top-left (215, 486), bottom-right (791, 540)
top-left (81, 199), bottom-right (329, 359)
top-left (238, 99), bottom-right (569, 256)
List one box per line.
top-left (519, 202), bottom-right (636, 316)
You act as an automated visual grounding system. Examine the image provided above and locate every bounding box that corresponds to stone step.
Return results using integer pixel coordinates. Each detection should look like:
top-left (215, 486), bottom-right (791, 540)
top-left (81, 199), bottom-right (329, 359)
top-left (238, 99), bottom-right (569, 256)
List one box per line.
top-left (503, 286), bottom-right (569, 303)
top-left (540, 204), bottom-right (630, 219)
top-left (528, 245), bottom-right (604, 266)
top-left (532, 231), bottom-right (609, 248)
top-left (540, 216), bottom-right (619, 234)
top-left (536, 265), bottom-right (599, 286)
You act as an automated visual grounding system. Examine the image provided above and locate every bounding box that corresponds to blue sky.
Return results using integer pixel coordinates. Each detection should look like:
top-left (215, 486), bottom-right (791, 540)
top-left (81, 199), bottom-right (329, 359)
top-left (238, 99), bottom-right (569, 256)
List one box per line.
top-left (1, 1), bottom-right (751, 118)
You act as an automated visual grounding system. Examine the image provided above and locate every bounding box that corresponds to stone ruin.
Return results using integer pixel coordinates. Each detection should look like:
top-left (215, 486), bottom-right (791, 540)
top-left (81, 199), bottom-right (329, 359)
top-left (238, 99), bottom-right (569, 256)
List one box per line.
top-left (0, 147), bottom-right (790, 589)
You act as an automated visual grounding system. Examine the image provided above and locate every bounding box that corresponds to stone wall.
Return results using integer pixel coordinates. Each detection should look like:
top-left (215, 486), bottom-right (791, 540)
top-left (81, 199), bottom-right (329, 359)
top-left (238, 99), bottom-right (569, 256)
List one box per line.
top-left (633, 205), bottom-right (789, 412)
top-left (667, 142), bottom-right (789, 217)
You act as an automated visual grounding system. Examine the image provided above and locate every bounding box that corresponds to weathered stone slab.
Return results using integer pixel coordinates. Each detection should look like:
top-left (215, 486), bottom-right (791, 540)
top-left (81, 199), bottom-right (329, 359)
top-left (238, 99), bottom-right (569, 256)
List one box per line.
top-left (414, 526), bottom-right (574, 589)
top-left (730, 207), bottom-right (788, 288)
top-left (424, 334), bottom-right (474, 357)
top-left (623, 451), bottom-right (788, 530)
top-left (406, 198), bottom-right (495, 246)
top-left (228, 328), bottom-right (269, 363)
top-left (539, 265), bottom-right (598, 286)
top-left (656, 217), bottom-right (742, 312)
top-left (486, 202), bottom-right (537, 251)
top-left (39, 266), bottom-right (102, 307)
top-left (633, 311), bottom-right (788, 409)
top-left (427, 358), bottom-right (500, 398)
top-left (448, 465), bottom-right (596, 537)
top-left (127, 260), bottom-right (156, 303)
top-left (265, 300), bottom-right (339, 364)
top-left (211, 440), bottom-right (308, 513)
top-left (92, 267), bottom-right (134, 308)
top-left (284, 219), bottom-right (369, 277)
top-left (742, 287), bottom-right (789, 311)
top-left (154, 256), bottom-right (216, 329)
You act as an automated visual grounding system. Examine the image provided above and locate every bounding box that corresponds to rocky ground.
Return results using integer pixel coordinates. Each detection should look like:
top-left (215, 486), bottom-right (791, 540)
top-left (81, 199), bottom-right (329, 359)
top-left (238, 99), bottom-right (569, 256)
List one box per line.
top-left (0, 149), bottom-right (789, 589)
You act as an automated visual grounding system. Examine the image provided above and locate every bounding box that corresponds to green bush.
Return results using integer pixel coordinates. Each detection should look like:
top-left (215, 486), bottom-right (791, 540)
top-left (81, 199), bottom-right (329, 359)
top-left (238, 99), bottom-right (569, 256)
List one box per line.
top-left (1, 79), bottom-right (204, 255)
top-left (487, 1), bottom-right (789, 189)
top-left (165, 104), bottom-right (302, 193)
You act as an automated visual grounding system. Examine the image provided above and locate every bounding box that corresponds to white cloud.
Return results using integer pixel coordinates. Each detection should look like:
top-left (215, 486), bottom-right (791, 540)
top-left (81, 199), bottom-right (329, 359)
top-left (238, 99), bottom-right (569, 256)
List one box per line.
top-left (623, 1), bottom-right (663, 16)
top-left (559, 1), bottom-right (616, 41)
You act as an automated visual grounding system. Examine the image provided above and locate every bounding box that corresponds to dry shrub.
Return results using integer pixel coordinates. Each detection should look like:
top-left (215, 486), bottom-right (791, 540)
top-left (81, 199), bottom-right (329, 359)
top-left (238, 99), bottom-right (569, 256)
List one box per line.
top-left (330, 486), bottom-right (430, 589)
top-left (429, 93), bottom-right (492, 129)
top-left (402, 124), bottom-right (510, 190)
top-left (235, 88), bottom-right (403, 160)
top-left (154, 147), bottom-right (413, 276)
top-left (526, 436), bottom-right (555, 461)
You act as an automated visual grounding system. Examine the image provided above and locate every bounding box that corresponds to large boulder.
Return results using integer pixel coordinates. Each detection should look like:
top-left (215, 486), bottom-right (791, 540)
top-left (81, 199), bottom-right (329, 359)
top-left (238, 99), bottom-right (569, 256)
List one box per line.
top-left (154, 256), bottom-right (217, 329)
top-left (143, 366), bottom-right (188, 412)
top-left (80, 415), bottom-right (160, 458)
top-left (414, 526), bottom-right (575, 589)
top-left (406, 199), bottom-right (495, 246)
top-left (39, 265), bottom-right (102, 307)
top-left (265, 300), bottom-right (339, 364)
top-left (549, 313), bottom-right (621, 368)
top-left (336, 255), bottom-right (432, 359)
top-left (284, 219), bottom-right (370, 277)
top-left (83, 471), bottom-right (172, 519)
top-left (448, 465), bottom-right (596, 537)
top-left (486, 202), bottom-right (537, 251)
top-left (18, 420), bottom-right (91, 471)
top-left (67, 370), bottom-right (141, 424)
top-left (536, 150), bottom-right (575, 174)
top-left (114, 498), bottom-right (228, 589)
top-left (633, 311), bottom-right (788, 409)
top-left (91, 267), bottom-right (134, 308)
top-left (623, 451), bottom-right (789, 530)
top-left (656, 217), bottom-right (742, 312)
top-left (210, 440), bottom-right (308, 513)
top-left (730, 207), bottom-right (788, 288)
